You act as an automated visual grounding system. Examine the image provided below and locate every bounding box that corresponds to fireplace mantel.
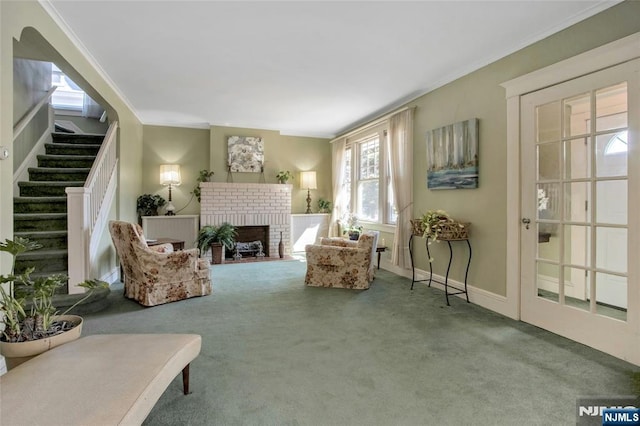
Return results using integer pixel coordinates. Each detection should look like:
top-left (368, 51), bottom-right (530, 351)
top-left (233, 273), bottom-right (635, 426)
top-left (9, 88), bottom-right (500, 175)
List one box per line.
top-left (200, 182), bottom-right (292, 258)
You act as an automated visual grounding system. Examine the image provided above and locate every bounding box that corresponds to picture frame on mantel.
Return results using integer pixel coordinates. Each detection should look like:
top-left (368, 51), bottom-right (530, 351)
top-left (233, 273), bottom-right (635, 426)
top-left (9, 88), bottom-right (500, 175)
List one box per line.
top-left (227, 136), bottom-right (264, 173)
top-left (426, 118), bottom-right (479, 189)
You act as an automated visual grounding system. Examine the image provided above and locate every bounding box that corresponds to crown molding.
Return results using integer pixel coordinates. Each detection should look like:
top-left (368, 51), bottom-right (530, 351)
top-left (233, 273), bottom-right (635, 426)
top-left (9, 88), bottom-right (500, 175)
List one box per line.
top-left (38, 0), bottom-right (142, 124)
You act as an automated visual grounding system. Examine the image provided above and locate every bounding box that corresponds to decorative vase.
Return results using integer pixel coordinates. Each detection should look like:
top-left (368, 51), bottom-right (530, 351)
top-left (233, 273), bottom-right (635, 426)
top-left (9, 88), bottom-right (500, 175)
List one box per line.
top-left (278, 232), bottom-right (284, 258)
top-left (0, 314), bottom-right (83, 370)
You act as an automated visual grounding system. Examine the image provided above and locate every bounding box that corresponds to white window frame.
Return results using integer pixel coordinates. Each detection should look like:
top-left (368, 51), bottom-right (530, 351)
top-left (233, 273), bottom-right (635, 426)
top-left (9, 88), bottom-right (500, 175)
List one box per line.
top-left (344, 123), bottom-right (396, 228)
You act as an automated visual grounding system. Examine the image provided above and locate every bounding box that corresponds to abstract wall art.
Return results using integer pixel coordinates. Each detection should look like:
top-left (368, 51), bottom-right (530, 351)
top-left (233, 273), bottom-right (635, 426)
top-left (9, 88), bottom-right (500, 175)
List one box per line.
top-left (426, 118), bottom-right (479, 189)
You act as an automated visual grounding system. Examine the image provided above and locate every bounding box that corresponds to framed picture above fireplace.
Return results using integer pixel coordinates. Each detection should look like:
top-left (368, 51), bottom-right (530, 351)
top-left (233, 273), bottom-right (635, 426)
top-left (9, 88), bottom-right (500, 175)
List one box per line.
top-left (228, 136), bottom-right (264, 172)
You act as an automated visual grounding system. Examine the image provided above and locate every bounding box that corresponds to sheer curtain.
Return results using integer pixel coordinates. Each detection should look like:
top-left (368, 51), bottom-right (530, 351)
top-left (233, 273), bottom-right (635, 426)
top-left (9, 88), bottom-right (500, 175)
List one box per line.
top-left (329, 137), bottom-right (347, 236)
top-left (82, 94), bottom-right (104, 119)
top-left (386, 108), bottom-right (414, 268)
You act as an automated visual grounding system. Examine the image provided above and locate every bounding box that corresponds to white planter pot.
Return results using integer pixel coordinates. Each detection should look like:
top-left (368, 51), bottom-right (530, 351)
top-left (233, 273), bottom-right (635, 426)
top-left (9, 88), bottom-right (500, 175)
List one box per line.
top-left (0, 314), bottom-right (83, 370)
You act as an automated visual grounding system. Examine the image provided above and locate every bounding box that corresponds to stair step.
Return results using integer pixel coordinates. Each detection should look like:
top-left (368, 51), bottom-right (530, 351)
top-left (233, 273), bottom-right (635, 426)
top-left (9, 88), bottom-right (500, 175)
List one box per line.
top-left (14, 213), bottom-right (67, 232)
top-left (51, 132), bottom-right (104, 145)
top-left (14, 196), bottom-right (67, 213)
top-left (28, 167), bottom-right (90, 182)
top-left (37, 154), bottom-right (96, 168)
top-left (18, 181), bottom-right (84, 197)
top-left (14, 230), bottom-right (68, 249)
top-left (15, 248), bottom-right (68, 274)
top-left (45, 143), bottom-right (101, 156)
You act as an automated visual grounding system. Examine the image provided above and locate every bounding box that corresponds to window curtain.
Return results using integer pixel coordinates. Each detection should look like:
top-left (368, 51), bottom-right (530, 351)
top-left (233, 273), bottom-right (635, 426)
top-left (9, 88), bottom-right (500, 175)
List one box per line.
top-left (386, 108), bottom-right (414, 268)
top-left (82, 93), bottom-right (104, 119)
top-left (329, 137), bottom-right (347, 236)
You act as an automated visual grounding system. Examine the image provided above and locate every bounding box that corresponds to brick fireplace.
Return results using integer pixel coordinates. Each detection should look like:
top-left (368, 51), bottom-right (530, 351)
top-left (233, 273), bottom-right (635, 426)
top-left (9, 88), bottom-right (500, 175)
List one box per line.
top-left (200, 182), bottom-right (291, 258)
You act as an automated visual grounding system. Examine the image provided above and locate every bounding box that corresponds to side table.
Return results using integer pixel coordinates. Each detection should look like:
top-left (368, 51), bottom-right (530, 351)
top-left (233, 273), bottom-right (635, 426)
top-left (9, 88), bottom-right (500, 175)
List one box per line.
top-left (375, 246), bottom-right (387, 269)
top-left (147, 238), bottom-right (185, 251)
top-left (409, 234), bottom-right (472, 306)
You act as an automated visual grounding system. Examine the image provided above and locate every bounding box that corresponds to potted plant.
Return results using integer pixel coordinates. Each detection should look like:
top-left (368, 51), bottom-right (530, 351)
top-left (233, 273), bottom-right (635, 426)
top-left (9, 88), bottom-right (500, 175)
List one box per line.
top-left (418, 210), bottom-right (469, 260)
top-left (0, 237), bottom-right (108, 369)
top-left (196, 223), bottom-right (238, 264)
top-left (344, 213), bottom-right (363, 240)
top-left (192, 169), bottom-right (215, 203)
top-left (136, 194), bottom-right (166, 223)
top-left (317, 198), bottom-right (332, 213)
top-left (276, 170), bottom-right (293, 184)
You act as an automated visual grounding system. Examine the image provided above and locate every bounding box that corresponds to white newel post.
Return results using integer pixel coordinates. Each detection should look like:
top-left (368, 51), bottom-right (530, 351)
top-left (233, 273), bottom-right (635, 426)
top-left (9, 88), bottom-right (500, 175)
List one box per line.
top-left (66, 187), bottom-right (91, 294)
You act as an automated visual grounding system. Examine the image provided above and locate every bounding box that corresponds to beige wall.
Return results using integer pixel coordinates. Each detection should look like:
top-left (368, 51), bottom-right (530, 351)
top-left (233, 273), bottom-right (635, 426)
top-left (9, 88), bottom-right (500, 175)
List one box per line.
top-left (142, 125), bottom-right (211, 216)
top-left (1, 1), bottom-right (144, 280)
top-left (209, 126), bottom-right (331, 214)
top-left (402, 0), bottom-right (640, 296)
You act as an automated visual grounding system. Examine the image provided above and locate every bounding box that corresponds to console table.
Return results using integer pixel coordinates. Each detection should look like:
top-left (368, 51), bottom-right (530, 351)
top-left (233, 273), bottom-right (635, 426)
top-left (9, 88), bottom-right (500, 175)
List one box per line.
top-left (409, 233), bottom-right (472, 306)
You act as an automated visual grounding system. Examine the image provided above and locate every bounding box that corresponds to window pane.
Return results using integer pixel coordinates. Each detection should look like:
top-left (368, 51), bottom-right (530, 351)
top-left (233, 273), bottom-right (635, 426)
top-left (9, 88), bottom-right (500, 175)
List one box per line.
top-left (359, 138), bottom-right (379, 180)
top-left (596, 180), bottom-right (627, 225)
top-left (564, 137), bottom-right (591, 179)
top-left (537, 142), bottom-right (560, 180)
top-left (596, 82), bottom-right (627, 133)
top-left (536, 100), bottom-right (561, 143)
top-left (596, 132), bottom-right (627, 178)
top-left (357, 180), bottom-right (379, 222)
top-left (563, 92), bottom-right (590, 138)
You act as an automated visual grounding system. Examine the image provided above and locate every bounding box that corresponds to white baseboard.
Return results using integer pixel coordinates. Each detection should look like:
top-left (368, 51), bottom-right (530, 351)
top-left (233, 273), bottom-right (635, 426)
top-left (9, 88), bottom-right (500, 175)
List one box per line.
top-left (379, 261), bottom-right (514, 319)
top-left (101, 267), bottom-right (119, 286)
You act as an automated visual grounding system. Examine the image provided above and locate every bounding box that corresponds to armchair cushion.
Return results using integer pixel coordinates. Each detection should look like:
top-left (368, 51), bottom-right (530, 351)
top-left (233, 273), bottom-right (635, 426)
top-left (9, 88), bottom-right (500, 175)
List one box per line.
top-left (109, 221), bottom-right (212, 306)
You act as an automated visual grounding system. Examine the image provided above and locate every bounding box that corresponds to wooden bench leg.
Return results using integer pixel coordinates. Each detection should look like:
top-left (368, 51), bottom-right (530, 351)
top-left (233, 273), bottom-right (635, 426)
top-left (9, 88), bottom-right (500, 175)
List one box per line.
top-left (182, 364), bottom-right (190, 395)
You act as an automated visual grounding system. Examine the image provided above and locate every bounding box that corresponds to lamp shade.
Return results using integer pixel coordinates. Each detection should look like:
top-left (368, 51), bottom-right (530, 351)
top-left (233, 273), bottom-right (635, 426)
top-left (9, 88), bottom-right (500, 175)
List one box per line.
top-left (300, 171), bottom-right (317, 190)
top-left (160, 164), bottom-right (181, 186)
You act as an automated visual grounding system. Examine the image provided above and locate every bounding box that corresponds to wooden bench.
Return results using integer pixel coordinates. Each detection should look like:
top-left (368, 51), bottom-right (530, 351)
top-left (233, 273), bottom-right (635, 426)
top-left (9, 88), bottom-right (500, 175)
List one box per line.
top-left (0, 334), bottom-right (201, 425)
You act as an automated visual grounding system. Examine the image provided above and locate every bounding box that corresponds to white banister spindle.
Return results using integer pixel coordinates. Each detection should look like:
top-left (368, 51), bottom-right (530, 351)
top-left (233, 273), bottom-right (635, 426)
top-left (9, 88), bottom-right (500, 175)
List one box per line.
top-left (66, 121), bottom-right (119, 293)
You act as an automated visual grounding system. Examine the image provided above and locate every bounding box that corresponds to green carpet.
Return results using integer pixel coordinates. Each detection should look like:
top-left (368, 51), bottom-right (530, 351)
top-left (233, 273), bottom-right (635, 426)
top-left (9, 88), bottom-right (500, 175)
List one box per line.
top-left (82, 258), bottom-right (637, 425)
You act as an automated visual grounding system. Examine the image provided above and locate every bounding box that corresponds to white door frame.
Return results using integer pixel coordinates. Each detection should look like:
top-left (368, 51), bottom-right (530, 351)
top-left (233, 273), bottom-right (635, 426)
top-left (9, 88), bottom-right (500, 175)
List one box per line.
top-left (501, 32), bottom-right (640, 365)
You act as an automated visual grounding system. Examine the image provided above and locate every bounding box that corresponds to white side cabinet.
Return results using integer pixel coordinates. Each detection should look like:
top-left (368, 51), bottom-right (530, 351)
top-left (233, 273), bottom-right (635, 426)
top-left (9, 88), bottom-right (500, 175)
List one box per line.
top-left (291, 214), bottom-right (330, 252)
top-left (142, 215), bottom-right (199, 248)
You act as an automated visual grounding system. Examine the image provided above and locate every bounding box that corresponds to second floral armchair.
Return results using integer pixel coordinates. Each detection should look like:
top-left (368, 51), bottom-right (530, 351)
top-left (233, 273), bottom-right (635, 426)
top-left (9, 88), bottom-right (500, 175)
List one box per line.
top-left (304, 231), bottom-right (379, 290)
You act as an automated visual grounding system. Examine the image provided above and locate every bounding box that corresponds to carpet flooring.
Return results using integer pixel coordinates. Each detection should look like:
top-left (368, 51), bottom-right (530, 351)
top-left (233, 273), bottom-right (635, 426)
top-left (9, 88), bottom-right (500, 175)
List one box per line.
top-left (82, 258), bottom-right (638, 425)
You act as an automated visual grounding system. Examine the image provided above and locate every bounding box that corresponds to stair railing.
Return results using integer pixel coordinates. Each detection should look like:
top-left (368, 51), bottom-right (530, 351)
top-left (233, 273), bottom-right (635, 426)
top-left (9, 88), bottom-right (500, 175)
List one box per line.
top-left (66, 121), bottom-right (119, 293)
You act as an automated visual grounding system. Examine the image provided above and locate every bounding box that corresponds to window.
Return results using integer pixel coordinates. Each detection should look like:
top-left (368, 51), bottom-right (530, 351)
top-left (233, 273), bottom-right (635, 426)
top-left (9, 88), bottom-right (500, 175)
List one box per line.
top-left (605, 130), bottom-right (628, 155)
top-left (341, 124), bottom-right (396, 226)
top-left (51, 63), bottom-right (84, 111)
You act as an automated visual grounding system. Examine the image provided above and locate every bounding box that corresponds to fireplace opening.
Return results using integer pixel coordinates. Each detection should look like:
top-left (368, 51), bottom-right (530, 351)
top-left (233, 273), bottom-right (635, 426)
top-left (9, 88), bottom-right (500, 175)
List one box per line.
top-left (226, 225), bottom-right (270, 259)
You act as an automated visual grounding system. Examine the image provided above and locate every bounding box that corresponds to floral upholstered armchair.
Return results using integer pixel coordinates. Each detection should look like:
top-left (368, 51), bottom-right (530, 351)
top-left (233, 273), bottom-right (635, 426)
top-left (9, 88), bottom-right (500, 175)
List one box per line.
top-left (109, 220), bottom-right (212, 306)
top-left (304, 231), bottom-right (379, 290)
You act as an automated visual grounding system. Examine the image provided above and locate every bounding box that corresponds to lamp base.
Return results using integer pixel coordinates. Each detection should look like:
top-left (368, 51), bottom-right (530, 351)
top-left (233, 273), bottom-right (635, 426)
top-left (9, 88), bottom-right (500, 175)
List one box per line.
top-left (306, 189), bottom-right (312, 214)
top-left (165, 201), bottom-right (176, 216)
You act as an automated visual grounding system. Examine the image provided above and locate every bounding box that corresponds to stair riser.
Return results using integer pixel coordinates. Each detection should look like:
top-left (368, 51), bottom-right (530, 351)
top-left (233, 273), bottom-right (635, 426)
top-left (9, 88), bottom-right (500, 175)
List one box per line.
top-left (14, 218), bottom-right (67, 232)
top-left (38, 157), bottom-right (96, 168)
top-left (45, 145), bottom-right (100, 156)
top-left (51, 134), bottom-right (104, 145)
top-left (15, 256), bottom-right (68, 274)
top-left (28, 171), bottom-right (89, 182)
top-left (19, 185), bottom-right (74, 197)
top-left (15, 234), bottom-right (67, 249)
top-left (14, 201), bottom-right (67, 214)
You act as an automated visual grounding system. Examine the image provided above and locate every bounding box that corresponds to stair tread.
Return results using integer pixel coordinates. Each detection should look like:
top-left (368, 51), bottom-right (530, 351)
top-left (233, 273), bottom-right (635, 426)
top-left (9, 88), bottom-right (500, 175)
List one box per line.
top-left (14, 196), bottom-right (67, 202)
top-left (16, 248), bottom-right (68, 258)
top-left (14, 230), bottom-right (68, 236)
top-left (28, 167), bottom-right (91, 172)
top-left (52, 131), bottom-right (105, 138)
top-left (38, 154), bottom-right (97, 159)
top-left (45, 142), bottom-right (101, 148)
top-left (14, 212), bottom-right (67, 218)
top-left (18, 181), bottom-right (85, 186)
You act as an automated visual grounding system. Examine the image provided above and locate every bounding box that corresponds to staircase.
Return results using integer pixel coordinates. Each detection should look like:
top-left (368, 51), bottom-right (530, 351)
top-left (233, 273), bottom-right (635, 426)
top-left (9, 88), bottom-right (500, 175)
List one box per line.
top-left (14, 132), bottom-right (104, 293)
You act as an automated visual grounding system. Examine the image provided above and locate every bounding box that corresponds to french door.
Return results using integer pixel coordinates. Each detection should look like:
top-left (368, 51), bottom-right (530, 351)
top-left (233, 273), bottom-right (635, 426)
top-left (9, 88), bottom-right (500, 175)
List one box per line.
top-left (520, 59), bottom-right (639, 364)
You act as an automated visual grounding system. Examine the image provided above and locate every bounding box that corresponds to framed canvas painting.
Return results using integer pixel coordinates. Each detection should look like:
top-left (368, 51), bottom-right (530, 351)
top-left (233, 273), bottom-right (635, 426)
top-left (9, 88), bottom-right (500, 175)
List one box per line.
top-left (426, 118), bottom-right (479, 189)
top-left (228, 136), bottom-right (264, 172)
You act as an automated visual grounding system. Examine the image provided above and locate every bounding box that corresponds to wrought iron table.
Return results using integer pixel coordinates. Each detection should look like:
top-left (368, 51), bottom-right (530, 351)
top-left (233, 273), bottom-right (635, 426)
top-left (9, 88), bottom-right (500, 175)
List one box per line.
top-left (409, 233), bottom-right (472, 306)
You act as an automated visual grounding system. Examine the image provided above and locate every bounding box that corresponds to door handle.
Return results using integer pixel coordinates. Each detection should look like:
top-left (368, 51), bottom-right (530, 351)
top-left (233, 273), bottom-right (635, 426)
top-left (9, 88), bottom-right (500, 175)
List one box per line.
top-left (522, 218), bottom-right (531, 229)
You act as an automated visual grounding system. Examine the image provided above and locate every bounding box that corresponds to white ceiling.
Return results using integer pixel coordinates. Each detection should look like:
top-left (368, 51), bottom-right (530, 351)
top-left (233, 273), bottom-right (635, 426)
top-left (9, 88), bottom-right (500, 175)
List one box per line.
top-left (43, 1), bottom-right (619, 138)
